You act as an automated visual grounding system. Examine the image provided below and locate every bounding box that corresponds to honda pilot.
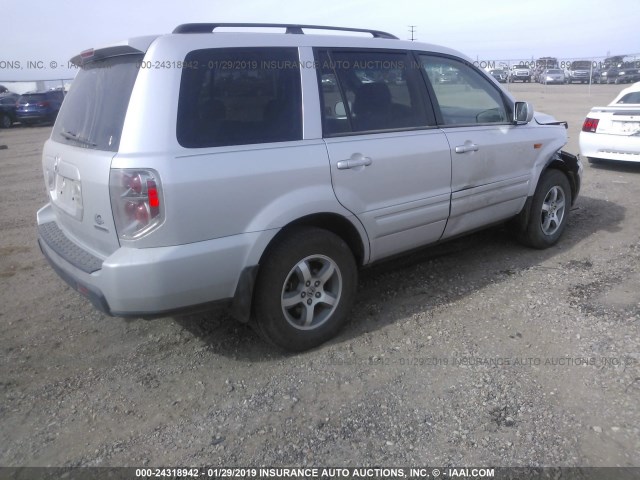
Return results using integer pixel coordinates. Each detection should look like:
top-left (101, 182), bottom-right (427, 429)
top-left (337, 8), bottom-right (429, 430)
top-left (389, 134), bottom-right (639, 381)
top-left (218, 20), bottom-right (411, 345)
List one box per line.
top-left (37, 23), bottom-right (582, 351)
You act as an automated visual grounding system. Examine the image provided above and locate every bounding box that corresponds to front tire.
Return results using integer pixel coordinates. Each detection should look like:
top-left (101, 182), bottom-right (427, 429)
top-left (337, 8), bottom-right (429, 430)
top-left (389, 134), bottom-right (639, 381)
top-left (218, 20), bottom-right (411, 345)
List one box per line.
top-left (0, 114), bottom-right (11, 128)
top-left (252, 227), bottom-right (357, 351)
top-left (518, 169), bottom-right (572, 249)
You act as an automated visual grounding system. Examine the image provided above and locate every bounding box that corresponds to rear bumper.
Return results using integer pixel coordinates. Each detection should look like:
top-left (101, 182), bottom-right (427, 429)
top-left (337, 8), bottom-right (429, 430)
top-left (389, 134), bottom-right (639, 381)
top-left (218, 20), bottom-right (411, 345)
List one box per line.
top-left (38, 237), bottom-right (112, 313)
top-left (37, 203), bottom-right (267, 316)
top-left (16, 112), bottom-right (51, 121)
top-left (579, 131), bottom-right (640, 163)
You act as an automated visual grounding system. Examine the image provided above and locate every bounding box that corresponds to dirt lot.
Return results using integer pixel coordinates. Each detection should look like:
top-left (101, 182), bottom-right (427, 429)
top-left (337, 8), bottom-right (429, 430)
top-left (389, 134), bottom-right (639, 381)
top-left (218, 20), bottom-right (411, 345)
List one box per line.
top-left (1, 83), bottom-right (639, 468)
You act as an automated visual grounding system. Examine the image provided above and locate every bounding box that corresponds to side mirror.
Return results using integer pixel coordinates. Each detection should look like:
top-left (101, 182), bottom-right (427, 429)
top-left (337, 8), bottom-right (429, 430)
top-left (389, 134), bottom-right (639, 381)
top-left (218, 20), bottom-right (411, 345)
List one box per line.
top-left (514, 101), bottom-right (534, 124)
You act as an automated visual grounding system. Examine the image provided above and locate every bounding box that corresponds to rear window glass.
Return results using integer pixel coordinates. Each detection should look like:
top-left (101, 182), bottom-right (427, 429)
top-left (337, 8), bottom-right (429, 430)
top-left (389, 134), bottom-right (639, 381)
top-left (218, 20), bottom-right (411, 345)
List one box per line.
top-left (177, 47), bottom-right (302, 148)
top-left (52, 55), bottom-right (142, 152)
top-left (19, 94), bottom-right (45, 103)
top-left (617, 92), bottom-right (640, 104)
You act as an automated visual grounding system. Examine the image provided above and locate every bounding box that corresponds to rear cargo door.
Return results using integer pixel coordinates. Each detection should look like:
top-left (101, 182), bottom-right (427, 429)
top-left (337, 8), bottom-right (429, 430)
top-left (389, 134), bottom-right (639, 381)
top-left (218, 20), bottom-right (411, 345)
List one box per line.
top-left (44, 53), bottom-right (143, 257)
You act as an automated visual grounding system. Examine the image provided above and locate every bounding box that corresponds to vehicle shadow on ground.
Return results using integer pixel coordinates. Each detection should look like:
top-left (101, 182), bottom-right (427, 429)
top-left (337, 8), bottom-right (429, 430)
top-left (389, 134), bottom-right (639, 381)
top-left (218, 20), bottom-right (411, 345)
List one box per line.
top-left (173, 195), bottom-right (625, 360)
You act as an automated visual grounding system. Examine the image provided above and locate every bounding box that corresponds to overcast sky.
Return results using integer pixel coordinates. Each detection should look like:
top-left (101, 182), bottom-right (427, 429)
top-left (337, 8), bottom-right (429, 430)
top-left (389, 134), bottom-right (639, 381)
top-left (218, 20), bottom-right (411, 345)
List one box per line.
top-left (1, 0), bottom-right (639, 81)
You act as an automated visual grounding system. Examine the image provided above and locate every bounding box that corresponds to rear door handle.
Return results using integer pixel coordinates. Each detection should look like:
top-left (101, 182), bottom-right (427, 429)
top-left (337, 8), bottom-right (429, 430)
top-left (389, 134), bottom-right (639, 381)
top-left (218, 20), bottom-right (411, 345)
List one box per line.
top-left (455, 143), bottom-right (479, 154)
top-left (337, 155), bottom-right (373, 170)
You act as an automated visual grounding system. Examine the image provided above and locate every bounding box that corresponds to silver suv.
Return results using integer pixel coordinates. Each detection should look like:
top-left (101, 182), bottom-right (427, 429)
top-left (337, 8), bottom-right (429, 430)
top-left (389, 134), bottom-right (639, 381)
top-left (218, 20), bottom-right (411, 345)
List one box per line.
top-left (37, 23), bottom-right (582, 351)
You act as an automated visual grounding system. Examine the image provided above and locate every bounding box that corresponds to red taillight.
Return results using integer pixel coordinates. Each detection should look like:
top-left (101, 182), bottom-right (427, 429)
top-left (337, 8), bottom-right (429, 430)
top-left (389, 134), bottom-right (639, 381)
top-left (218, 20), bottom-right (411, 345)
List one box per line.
top-left (147, 180), bottom-right (160, 212)
top-left (110, 169), bottom-right (163, 239)
top-left (582, 117), bottom-right (599, 132)
top-left (37, 101), bottom-right (50, 108)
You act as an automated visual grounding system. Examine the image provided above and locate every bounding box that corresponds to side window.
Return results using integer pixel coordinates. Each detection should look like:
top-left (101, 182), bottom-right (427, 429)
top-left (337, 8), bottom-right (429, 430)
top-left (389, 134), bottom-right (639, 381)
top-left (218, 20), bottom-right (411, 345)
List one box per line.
top-left (318, 50), bottom-right (430, 135)
top-left (177, 48), bottom-right (302, 148)
top-left (419, 55), bottom-right (509, 126)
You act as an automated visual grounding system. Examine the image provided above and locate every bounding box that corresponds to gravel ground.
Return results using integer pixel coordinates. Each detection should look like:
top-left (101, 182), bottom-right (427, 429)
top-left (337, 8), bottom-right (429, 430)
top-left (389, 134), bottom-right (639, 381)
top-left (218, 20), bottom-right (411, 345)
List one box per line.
top-left (1, 83), bottom-right (639, 468)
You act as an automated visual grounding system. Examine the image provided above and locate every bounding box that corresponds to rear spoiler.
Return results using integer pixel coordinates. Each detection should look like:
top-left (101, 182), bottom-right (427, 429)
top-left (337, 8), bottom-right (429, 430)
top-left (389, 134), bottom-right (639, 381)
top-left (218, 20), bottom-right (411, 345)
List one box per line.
top-left (70, 36), bottom-right (158, 67)
top-left (589, 106), bottom-right (640, 115)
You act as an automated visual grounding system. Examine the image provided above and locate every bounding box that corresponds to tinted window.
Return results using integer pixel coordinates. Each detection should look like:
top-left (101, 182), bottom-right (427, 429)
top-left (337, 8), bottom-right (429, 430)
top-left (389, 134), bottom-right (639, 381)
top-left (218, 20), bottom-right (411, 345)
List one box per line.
top-left (53, 55), bottom-right (141, 151)
top-left (318, 50), bottom-right (430, 135)
top-left (19, 94), bottom-right (45, 104)
top-left (420, 55), bottom-right (509, 125)
top-left (46, 91), bottom-right (64, 101)
top-left (177, 48), bottom-right (302, 148)
top-left (617, 92), bottom-right (640, 104)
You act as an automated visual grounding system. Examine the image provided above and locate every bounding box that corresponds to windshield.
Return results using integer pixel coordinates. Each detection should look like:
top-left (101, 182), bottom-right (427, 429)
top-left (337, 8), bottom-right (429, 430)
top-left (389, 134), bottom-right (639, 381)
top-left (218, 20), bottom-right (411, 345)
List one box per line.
top-left (571, 62), bottom-right (591, 69)
top-left (53, 54), bottom-right (142, 151)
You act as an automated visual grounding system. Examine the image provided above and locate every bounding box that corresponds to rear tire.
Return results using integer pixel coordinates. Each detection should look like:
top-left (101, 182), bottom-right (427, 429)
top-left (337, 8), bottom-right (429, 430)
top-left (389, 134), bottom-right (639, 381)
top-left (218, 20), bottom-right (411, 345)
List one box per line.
top-left (0, 114), bottom-right (11, 129)
top-left (252, 227), bottom-right (357, 351)
top-left (518, 169), bottom-right (572, 249)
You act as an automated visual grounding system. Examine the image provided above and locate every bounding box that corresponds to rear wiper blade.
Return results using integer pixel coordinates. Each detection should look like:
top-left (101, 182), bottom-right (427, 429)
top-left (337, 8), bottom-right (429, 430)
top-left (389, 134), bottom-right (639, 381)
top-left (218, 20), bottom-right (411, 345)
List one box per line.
top-left (60, 129), bottom-right (97, 147)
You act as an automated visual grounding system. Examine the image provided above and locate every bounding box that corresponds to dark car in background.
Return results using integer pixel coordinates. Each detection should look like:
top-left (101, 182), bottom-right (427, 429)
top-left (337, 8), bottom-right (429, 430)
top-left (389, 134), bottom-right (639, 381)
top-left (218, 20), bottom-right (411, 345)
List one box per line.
top-left (616, 68), bottom-right (640, 84)
top-left (436, 69), bottom-right (460, 84)
top-left (0, 93), bottom-right (19, 128)
top-left (15, 90), bottom-right (65, 125)
top-left (489, 69), bottom-right (509, 83)
top-left (599, 67), bottom-right (620, 84)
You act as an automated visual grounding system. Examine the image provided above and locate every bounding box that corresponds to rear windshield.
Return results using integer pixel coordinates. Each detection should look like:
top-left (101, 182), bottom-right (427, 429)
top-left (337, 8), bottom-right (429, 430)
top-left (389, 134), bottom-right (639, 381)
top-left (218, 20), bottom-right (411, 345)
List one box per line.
top-left (617, 92), bottom-right (640, 104)
top-left (53, 54), bottom-right (142, 151)
top-left (19, 94), bottom-right (45, 103)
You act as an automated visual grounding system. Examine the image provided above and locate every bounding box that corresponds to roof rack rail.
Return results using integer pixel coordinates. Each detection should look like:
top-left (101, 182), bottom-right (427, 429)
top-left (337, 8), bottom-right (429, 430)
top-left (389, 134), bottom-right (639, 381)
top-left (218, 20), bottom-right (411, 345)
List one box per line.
top-left (172, 23), bottom-right (398, 39)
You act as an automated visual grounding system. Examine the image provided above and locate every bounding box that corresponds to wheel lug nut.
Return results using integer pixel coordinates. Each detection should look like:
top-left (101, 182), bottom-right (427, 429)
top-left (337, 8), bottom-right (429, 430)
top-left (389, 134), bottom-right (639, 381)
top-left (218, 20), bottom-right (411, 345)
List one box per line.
top-left (305, 281), bottom-right (311, 287)
top-left (314, 281), bottom-right (320, 287)
top-left (301, 292), bottom-right (306, 298)
top-left (315, 292), bottom-right (321, 298)
top-left (307, 299), bottom-right (312, 305)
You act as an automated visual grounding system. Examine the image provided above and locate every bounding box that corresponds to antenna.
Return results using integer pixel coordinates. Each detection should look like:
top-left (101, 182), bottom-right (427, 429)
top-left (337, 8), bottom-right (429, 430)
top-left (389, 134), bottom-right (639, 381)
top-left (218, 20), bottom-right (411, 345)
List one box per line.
top-left (408, 25), bottom-right (417, 41)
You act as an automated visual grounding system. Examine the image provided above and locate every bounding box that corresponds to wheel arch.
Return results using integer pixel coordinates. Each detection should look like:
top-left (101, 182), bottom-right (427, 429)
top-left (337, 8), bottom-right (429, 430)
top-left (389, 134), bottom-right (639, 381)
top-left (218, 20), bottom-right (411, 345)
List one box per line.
top-left (544, 150), bottom-right (581, 205)
top-left (268, 213), bottom-right (368, 266)
top-left (513, 149), bottom-right (581, 234)
top-left (231, 212), bottom-right (369, 323)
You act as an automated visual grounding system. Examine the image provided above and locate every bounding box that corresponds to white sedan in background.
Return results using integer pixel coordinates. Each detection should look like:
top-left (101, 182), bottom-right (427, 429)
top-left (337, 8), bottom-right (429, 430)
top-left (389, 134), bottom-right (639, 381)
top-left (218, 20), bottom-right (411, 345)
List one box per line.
top-left (540, 68), bottom-right (566, 84)
top-left (579, 82), bottom-right (640, 163)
